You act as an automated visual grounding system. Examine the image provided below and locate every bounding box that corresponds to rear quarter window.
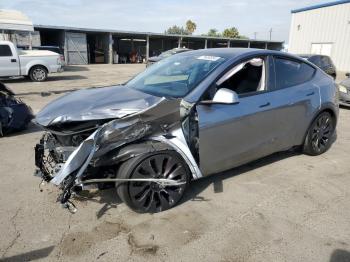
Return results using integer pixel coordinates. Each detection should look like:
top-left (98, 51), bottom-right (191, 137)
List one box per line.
top-left (274, 57), bottom-right (315, 90)
top-left (308, 56), bottom-right (321, 67)
top-left (321, 56), bottom-right (331, 67)
top-left (0, 45), bottom-right (13, 56)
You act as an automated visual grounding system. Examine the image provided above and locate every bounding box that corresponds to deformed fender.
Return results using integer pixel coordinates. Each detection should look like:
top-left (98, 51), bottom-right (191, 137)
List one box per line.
top-left (149, 128), bottom-right (203, 180)
top-left (92, 140), bottom-right (174, 167)
top-left (93, 130), bottom-right (203, 180)
top-left (50, 122), bottom-right (202, 186)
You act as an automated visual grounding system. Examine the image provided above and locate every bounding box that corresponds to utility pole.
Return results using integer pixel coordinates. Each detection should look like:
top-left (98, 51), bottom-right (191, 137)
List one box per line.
top-left (269, 28), bottom-right (273, 41)
top-left (254, 32), bottom-right (257, 40)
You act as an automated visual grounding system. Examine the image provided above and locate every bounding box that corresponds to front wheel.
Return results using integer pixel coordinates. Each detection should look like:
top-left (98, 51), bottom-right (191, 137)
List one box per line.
top-left (303, 112), bottom-right (335, 156)
top-left (29, 66), bottom-right (48, 82)
top-left (116, 151), bottom-right (191, 213)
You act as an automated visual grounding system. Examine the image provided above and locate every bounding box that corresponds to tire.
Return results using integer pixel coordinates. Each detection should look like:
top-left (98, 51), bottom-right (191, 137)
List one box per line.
top-left (29, 66), bottom-right (48, 82)
top-left (116, 151), bottom-right (191, 213)
top-left (303, 112), bottom-right (335, 156)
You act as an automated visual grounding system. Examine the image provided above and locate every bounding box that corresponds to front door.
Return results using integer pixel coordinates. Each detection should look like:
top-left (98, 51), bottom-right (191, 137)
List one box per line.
top-left (196, 56), bottom-right (281, 175)
top-left (197, 91), bottom-right (280, 175)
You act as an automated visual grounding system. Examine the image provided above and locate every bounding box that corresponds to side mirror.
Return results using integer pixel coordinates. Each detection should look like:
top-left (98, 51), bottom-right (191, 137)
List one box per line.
top-left (208, 88), bottom-right (239, 104)
top-left (346, 72), bottom-right (350, 78)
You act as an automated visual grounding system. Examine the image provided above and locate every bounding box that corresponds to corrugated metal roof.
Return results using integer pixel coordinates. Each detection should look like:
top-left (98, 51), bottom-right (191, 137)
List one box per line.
top-left (34, 24), bottom-right (283, 44)
top-left (291, 0), bottom-right (350, 13)
top-left (0, 9), bottom-right (34, 31)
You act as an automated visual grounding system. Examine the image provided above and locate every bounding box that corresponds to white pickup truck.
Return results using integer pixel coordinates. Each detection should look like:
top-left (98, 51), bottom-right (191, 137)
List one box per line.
top-left (0, 41), bottom-right (63, 82)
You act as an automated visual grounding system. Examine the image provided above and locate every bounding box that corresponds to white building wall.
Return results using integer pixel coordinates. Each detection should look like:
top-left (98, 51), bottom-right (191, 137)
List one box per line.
top-left (289, 3), bottom-right (350, 72)
top-left (0, 31), bottom-right (40, 46)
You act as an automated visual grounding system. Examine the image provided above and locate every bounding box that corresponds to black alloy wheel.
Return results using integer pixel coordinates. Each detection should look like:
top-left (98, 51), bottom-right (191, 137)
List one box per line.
top-left (117, 151), bottom-right (190, 213)
top-left (304, 112), bottom-right (335, 155)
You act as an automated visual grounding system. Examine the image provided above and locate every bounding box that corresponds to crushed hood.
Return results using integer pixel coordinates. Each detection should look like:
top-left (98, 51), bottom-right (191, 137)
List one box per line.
top-left (35, 85), bottom-right (162, 127)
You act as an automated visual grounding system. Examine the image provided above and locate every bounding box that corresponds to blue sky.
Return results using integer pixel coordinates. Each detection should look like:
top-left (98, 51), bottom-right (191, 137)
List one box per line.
top-left (1, 0), bottom-right (331, 42)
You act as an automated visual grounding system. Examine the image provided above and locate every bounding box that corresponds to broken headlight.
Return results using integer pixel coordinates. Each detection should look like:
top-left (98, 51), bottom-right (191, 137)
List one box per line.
top-left (96, 118), bottom-right (152, 148)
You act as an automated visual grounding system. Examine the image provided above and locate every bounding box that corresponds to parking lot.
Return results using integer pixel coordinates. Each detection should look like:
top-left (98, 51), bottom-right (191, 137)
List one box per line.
top-left (1, 64), bottom-right (350, 262)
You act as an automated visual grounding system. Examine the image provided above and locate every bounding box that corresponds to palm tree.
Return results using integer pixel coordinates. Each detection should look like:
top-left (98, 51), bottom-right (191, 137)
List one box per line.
top-left (186, 20), bottom-right (197, 35)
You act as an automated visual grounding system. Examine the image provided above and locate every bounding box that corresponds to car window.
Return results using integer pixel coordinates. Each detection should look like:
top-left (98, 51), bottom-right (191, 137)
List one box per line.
top-left (0, 45), bottom-right (13, 57)
top-left (321, 56), bottom-right (332, 67)
top-left (319, 56), bottom-right (327, 67)
top-left (274, 57), bottom-right (315, 90)
top-left (308, 56), bottom-right (321, 67)
top-left (127, 54), bottom-right (226, 98)
top-left (216, 57), bottom-right (266, 96)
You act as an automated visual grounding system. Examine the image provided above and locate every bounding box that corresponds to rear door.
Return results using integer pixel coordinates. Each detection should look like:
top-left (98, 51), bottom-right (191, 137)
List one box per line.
top-left (269, 56), bottom-right (320, 147)
top-left (0, 44), bottom-right (20, 77)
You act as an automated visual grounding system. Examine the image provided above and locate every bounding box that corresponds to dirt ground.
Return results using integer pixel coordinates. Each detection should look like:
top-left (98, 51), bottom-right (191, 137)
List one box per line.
top-left (0, 64), bottom-right (350, 262)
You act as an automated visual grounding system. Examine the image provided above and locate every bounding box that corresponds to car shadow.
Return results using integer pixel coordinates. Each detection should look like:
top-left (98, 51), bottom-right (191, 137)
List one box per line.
top-left (73, 188), bottom-right (122, 219)
top-left (74, 149), bottom-right (301, 216)
top-left (1, 75), bottom-right (87, 83)
top-left (64, 65), bottom-right (90, 72)
top-left (17, 85), bottom-right (108, 97)
top-left (17, 88), bottom-right (80, 96)
top-left (340, 105), bottom-right (350, 110)
top-left (45, 75), bottom-right (88, 81)
top-left (1, 122), bottom-right (43, 137)
top-left (0, 245), bottom-right (55, 261)
top-left (329, 249), bottom-right (350, 262)
top-left (178, 149), bottom-right (301, 205)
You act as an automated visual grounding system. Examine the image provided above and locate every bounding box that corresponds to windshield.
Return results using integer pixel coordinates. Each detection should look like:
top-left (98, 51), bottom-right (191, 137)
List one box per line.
top-left (126, 54), bottom-right (226, 98)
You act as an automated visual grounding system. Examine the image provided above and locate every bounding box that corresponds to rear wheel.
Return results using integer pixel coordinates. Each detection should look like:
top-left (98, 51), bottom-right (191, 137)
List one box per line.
top-left (303, 112), bottom-right (335, 155)
top-left (29, 66), bottom-right (48, 82)
top-left (116, 151), bottom-right (190, 213)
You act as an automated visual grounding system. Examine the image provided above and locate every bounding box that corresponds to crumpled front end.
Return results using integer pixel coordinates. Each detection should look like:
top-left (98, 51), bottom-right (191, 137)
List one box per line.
top-left (34, 96), bottom-right (202, 211)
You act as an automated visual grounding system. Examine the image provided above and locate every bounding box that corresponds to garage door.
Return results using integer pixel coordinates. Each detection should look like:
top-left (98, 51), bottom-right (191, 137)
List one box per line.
top-left (311, 43), bottom-right (333, 57)
top-left (66, 32), bottom-right (88, 65)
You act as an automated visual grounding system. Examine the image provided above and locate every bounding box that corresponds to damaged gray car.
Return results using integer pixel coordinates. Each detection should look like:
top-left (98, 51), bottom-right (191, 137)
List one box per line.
top-left (34, 48), bottom-right (338, 213)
